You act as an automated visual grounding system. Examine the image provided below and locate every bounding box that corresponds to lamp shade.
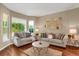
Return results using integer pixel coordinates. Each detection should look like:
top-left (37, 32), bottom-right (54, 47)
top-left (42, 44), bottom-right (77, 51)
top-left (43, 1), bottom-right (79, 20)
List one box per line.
top-left (69, 28), bottom-right (77, 34)
top-left (35, 28), bottom-right (39, 32)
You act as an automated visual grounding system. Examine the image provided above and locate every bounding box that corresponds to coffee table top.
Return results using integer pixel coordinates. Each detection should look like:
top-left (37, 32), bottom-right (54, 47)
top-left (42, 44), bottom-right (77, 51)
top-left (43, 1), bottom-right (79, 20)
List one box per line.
top-left (32, 41), bottom-right (49, 48)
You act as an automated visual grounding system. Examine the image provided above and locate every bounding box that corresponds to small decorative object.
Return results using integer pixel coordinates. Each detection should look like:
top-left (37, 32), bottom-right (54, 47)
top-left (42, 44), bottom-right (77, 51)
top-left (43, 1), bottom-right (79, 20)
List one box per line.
top-left (39, 42), bottom-right (42, 45)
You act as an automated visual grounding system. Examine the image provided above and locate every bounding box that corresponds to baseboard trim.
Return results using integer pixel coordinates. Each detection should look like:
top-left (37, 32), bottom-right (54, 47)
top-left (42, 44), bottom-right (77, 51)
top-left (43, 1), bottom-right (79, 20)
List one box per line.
top-left (0, 43), bottom-right (13, 51)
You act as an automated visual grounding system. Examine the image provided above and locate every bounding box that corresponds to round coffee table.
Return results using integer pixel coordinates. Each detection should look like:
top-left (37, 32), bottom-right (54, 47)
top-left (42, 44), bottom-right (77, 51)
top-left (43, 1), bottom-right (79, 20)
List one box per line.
top-left (32, 41), bottom-right (49, 55)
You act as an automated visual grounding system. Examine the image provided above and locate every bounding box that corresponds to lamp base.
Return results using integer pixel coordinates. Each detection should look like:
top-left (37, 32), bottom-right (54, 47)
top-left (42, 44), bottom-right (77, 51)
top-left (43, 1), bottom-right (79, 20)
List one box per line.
top-left (68, 34), bottom-right (75, 39)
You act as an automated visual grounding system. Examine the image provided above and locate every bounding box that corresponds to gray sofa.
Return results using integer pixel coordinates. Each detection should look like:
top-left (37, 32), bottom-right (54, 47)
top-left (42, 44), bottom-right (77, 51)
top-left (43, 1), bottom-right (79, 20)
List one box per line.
top-left (12, 32), bottom-right (68, 48)
top-left (41, 36), bottom-right (68, 47)
top-left (13, 32), bottom-right (33, 47)
top-left (40, 33), bottom-right (68, 47)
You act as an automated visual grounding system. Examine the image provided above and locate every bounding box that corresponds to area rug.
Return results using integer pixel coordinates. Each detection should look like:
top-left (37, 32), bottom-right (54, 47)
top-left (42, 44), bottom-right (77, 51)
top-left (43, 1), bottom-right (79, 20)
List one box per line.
top-left (23, 47), bottom-right (62, 56)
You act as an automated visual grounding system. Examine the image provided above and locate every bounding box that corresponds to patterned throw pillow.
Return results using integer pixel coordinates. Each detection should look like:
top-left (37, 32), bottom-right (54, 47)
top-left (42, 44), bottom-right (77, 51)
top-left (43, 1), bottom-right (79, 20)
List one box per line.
top-left (57, 33), bottom-right (65, 40)
top-left (40, 33), bottom-right (48, 38)
top-left (60, 34), bottom-right (65, 40)
top-left (56, 33), bottom-right (62, 39)
top-left (52, 33), bottom-right (65, 40)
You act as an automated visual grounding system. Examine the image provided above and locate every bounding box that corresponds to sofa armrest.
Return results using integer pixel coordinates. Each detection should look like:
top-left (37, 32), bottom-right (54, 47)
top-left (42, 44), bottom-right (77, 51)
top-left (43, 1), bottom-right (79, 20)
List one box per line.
top-left (62, 36), bottom-right (68, 45)
top-left (13, 36), bottom-right (21, 46)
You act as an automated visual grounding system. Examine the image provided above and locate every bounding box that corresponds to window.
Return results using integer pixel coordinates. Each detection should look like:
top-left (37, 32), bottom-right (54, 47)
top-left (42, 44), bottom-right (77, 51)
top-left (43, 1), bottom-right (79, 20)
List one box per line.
top-left (28, 20), bottom-right (34, 33)
top-left (11, 17), bottom-right (27, 36)
top-left (2, 13), bottom-right (9, 42)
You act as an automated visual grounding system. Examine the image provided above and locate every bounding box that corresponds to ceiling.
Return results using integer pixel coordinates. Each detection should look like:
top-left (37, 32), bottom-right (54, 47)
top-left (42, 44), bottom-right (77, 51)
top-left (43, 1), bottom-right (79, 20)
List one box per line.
top-left (3, 3), bottom-right (79, 17)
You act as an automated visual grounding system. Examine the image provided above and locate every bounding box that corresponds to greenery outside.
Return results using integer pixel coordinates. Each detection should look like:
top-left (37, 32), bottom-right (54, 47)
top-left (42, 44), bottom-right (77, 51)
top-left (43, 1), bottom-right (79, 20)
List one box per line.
top-left (11, 23), bottom-right (25, 32)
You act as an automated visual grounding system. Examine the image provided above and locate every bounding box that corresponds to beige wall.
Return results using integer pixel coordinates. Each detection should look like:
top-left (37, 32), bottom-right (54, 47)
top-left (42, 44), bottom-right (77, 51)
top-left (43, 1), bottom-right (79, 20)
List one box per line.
top-left (0, 4), bottom-right (2, 49)
top-left (37, 8), bottom-right (79, 34)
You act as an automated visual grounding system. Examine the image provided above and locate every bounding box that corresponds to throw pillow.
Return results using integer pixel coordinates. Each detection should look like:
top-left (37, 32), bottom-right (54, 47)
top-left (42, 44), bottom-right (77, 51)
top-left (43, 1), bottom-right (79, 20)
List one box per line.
top-left (48, 34), bottom-right (53, 39)
top-left (40, 33), bottom-right (48, 38)
top-left (14, 33), bottom-right (20, 37)
top-left (60, 34), bottom-right (65, 40)
top-left (26, 33), bottom-right (31, 37)
top-left (57, 33), bottom-right (65, 40)
top-left (48, 33), bottom-right (56, 39)
top-left (56, 33), bottom-right (62, 39)
top-left (19, 33), bottom-right (24, 38)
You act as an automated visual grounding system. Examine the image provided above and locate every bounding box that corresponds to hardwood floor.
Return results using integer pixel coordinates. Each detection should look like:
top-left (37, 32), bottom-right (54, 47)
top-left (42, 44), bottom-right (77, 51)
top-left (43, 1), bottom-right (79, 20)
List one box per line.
top-left (0, 43), bottom-right (79, 56)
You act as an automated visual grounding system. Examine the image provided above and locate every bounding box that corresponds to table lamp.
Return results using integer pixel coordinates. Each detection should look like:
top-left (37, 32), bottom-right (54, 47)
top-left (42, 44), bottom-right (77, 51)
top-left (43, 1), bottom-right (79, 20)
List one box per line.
top-left (69, 28), bottom-right (77, 39)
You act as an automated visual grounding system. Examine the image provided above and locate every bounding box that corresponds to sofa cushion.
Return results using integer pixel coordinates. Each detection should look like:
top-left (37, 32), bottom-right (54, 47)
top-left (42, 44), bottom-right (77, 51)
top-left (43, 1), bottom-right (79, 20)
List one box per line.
top-left (41, 38), bottom-right (49, 41)
top-left (20, 33), bottom-right (25, 38)
top-left (21, 37), bottom-right (32, 41)
top-left (14, 32), bottom-right (31, 38)
top-left (49, 39), bottom-right (62, 44)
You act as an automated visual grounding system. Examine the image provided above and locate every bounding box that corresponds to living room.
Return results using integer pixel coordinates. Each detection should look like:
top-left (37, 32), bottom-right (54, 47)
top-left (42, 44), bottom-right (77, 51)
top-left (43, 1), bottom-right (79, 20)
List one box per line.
top-left (0, 3), bottom-right (79, 56)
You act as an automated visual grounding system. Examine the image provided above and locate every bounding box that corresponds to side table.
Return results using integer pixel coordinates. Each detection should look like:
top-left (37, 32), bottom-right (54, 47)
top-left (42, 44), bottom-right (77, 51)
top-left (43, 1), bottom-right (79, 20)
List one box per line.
top-left (67, 39), bottom-right (79, 47)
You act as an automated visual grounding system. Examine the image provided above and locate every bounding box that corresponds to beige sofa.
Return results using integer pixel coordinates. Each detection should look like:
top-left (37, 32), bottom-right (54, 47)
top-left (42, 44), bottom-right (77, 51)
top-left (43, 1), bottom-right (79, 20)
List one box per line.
top-left (40, 33), bottom-right (68, 47)
top-left (41, 36), bottom-right (68, 47)
top-left (13, 32), bottom-right (68, 47)
top-left (13, 32), bottom-right (33, 47)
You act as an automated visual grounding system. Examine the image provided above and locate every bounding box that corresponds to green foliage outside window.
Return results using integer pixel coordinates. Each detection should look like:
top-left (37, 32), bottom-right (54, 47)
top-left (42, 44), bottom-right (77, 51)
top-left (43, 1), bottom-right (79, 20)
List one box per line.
top-left (3, 21), bottom-right (25, 32)
top-left (11, 23), bottom-right (25, 32)
top-left (3, 21), bottom-right (7, 33)
top-left (3, 21), bottom-right (34, 33)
